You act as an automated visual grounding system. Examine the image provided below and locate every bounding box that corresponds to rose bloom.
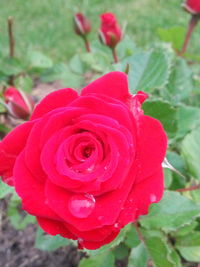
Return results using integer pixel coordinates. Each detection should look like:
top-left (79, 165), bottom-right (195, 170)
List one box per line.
top-left (0, 72), bottom-right (167, 249)
top-left (99, 13), bottom-right (122, 48)
top-left (183, 0), bottom-right (200, 14)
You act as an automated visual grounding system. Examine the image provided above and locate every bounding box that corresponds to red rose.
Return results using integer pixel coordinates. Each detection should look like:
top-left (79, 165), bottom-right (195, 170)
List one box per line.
top-left (3, 87), bottom-right (34, 120)
top-left (183, 0), bottom-right (200, 14)
top-left (73, 13), bottom-right (91, 37)
top-left (99, 13), bottom-right (122, 48)
top-left (0, 72), bottom-right (167, 249)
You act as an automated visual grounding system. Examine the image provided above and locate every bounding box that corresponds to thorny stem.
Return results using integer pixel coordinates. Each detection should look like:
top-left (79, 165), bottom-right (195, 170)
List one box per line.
top-left (180, 15), bottom-right (200, 55)
top-left (8, 17), bottom-right (15, 85)
top-left (83, 37), bottom-right (91, 53)
top-left (176, 184), bottom-right (200, 192)
top-left (133, 221), bottom-right (145, 243)
top-left (112, 47), bottom-right (119, 63)
top-left (8, 17), bottom-right (15, 58)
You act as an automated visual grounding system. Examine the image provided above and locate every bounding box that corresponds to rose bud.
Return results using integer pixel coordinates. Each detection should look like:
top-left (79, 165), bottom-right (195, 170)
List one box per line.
top-left (99, 13), bottom-right (122, 49)
top-left (73, 13), bottom-right (91, 52)
top-left (0, 72), bottom-right (167, 250)
top-left (3, 87), bottom-right (34, 120)
top-left (182, 0), bottom-right (200, 14)
top-left (73, 13), bottom-right (91, 36)
top-left (99, 13), bottom-right (122, 63)
top-left (180, 0), bottom-right (200, 54)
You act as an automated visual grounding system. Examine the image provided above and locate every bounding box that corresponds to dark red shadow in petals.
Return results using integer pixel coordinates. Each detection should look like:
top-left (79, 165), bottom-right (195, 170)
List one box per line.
top-left (65, 223), bottom-right (116, 242)
top-left (80, 230), bottom-right (120, 250)
top-left (45, 160), bottom-right (138, 232)
top-left (136, 115), bottom-right (167, 183)
top-left (25, 108), bottom-right (88, 185)
top-left (118, 167), bottom-right (164, 226)
top-left (81, 71), bottom-right (130, 104)
top-left (69, 95), bottom-right (136, 134)
top-left (14, 151), bottom-right (58, 220)
top-left (0, 121), bottom-right (35, 185)
top-left (37, 217), bottom-right (76, 240)
top-left (31, 88), bottom-right (78, 120)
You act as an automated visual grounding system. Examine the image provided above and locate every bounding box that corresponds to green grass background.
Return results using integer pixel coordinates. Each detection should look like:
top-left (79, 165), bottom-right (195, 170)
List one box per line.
top-left (0, 0), bottom-right (199, 61)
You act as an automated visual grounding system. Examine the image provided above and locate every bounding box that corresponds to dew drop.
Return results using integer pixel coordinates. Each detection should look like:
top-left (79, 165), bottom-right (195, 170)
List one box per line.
top-left (104, 166), bottom-right (108, 170)
top-left (150, 194), bottom-right (157, 202)
top-left (114, 223), bottom-right (119, 228)
top-left (98, 216), bottom-right (104, 221)
top-left (68, 194), bottom-right (95, 218)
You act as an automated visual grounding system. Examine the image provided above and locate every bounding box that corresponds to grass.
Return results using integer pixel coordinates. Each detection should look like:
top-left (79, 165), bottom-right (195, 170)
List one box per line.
top-left (0, 0), bottom-right (199, 62)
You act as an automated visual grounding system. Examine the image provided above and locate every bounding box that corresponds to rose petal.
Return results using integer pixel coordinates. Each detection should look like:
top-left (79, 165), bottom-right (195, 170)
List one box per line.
top-left (0, 121), bottom-right (35, 185)
top-left (81, 72), bottom-right (130, 103)
top-left (37, 217), bottom-right (76, 239)
top-left (14, 151), bottom-right (58, 219)
top-left (136, 115), bottom-right (167, 182)
top-left (31, 88), bottom-right (78, 120)
top-left (118, 167), bottom-right (164, 226)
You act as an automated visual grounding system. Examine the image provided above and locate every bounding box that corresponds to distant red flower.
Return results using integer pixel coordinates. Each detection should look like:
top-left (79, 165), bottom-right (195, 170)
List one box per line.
top-left (73, 13), bottom-right (91, 37)
top-left (183, 0), bottom-right (200, 14)
top-left (99, 13), bottom-right (122, 49)
top-left (3, 87), bottom-right (34, 120)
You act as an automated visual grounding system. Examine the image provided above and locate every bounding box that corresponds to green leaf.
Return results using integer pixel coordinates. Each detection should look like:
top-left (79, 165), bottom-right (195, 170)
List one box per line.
top-left (79, 251), bottom-right (115, 267)
top-left (176, 232), bottom-right (200, 262)
top-left (14, 75), bottom-right (33, 93)
top-left (0, 180), bottom-right (14, 199)
top-left (7, 193), bottom-right (36, 230)
top-left (0, 102), bottom-right (7, 113)
top-left (176, 105), bottom-right (200, 140)
top-left (124, 225), bottom-right (140, 249)
top-left (142, 230), bottom-right (181, 267)
top-left (117, 35), bottom-right (136, 59)
top-left (69, 54), bottom-right (86, 75)
top-left (163, 58), bottom-right (193, 104)
top-left (0, 57), bottom-right (25, 76)
top-left (113, 243), bottom-right (129, 260)
top-left (157, 26), bottom-right (186, 50)
top-left (128, 243), bottom-right (148, 267)
top-left (35, 227), bottom-right (71, 251)
top-left (128, 50), bottom-right (170, 92)
top-left (142, 100), bottom-right (177, 138)
top-left (41, 63), bottom-right (84, 89)
top-left (164, 169), bottom-right (173, 189)
top-left (174, 221), bottom-right (198, 237)
top-left (181, 126), bottom-right (200, 179)
top-left (0, 123), bottom-right (10, 134)
top-left (140, 191), bottom-right (200, 232)
top-left (41, 63), bottom-right (69, 82)
top-left (27, 51), bottom-right (53, 70)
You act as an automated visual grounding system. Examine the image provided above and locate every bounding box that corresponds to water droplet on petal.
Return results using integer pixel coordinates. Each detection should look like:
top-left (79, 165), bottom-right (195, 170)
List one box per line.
top-left (86, 165), bottom-right (95, 172)
top-left (114, 223), bottom-right (119, 228)
top-left (98, 215), bottom-right (104, 221)
top-left (104, 166), bottom-right (108, 170)
top-left (150, 194), bottom-right (157, 202)
top-left (68, 194), bottom-right (95, 218)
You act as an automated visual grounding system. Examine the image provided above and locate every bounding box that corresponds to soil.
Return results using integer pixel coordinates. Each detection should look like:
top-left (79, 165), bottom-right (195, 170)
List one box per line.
top-left (0, 198), bottom-right (128, 267)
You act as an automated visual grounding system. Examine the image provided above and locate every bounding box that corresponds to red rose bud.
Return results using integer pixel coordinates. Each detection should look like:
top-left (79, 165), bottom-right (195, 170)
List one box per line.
top-left (99, 13), bottom-right (122, 49)
top-left (183, 0), bottom-right (200, 15)
top-left (3, 87), bottom-right (34, 120)
top-left (73, 13), bottom-right (91, 37)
